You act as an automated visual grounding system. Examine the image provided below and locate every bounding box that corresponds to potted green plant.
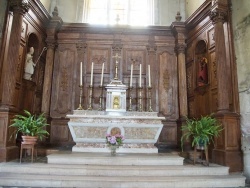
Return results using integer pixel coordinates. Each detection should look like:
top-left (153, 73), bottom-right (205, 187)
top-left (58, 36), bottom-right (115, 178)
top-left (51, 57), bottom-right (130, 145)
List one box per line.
top-left (10, 110), bottom-right (49, 144)
top-left (181, 115), bottom-right (223, 151)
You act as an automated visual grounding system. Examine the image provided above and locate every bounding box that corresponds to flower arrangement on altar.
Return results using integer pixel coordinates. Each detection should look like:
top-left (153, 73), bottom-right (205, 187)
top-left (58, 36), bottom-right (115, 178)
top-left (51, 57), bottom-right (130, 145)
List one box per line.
top-left (106, 134), bottom-right (125, 146)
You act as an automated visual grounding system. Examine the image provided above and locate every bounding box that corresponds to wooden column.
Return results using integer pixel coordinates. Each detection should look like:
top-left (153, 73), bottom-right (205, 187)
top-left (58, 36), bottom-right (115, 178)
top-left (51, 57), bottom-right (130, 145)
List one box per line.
top-left (171, 22), bottom-right (188, 119)
top-left (76, 42), bottom-right (87, 109)
top-left (146, 43), bottom-right (157, 111)
top-left (210, 0), bottom-right (242, 172)
top-left (41, 7), bottom-right (62, 117)
top-left (171, 22), bottom-right (188, 149)
top-left (0, 0), bottom-right (29, 108)
top-left (0, 0), bottom-right (29, 162)
top-left (210, 1), bottom-right (230, 113)
top-left (176, 43), bottom-right (188, 118)
top-left (41, 43), bottom-right (56, 116)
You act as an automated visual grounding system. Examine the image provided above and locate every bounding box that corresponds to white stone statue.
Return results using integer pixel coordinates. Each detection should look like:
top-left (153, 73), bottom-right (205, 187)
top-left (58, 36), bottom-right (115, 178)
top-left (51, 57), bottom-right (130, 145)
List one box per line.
top-left (23, 47), bottom-right (36, 80)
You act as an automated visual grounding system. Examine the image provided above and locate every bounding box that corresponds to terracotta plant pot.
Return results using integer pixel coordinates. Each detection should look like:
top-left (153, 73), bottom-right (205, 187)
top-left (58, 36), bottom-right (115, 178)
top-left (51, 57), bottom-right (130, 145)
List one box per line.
top-left (21, 136), bottom-right (38, 145)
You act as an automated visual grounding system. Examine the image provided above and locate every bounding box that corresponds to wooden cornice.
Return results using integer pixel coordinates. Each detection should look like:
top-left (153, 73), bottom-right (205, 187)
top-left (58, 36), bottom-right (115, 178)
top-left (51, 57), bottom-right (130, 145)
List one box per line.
top-left (59, 23), bottom-right (173, 36)
top-left (25, 0), bottom-right (50, 34)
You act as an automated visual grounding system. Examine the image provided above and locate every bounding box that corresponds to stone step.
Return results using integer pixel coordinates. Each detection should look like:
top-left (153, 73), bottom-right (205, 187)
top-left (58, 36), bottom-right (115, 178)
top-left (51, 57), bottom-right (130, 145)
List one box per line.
top-left (0, 162), bottom-right (230, 176)
top-left (47, 152), bottom-right (184, 166)
top-left (0, 152), bottom-right (246, 188)
top-left (0, 173), bottom-right (245, 188)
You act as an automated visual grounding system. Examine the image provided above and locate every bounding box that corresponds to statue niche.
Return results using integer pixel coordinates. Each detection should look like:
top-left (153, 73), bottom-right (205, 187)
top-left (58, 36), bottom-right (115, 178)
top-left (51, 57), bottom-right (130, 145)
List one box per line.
top-left (196, 40), bottom-right (208, 86)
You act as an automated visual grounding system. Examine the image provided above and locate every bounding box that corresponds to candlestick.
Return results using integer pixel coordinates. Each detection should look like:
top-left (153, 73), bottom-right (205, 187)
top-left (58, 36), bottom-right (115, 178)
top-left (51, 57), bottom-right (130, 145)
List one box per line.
top-left (138, 86), bottom-right (143, 112)
top-left (87, 85), bottom-right (93, 110)
top-left (98, 85), bottom-right (104, 111)
top-left (130, 64), bottom-right (133, 87)
top-left (90, 62), bottom-right (94, 86)
top-left (100, 62), bottom-right (104, 86)
top-left (148, 65), bottom-right (151, 87)
top-left (76, 85), bottom-right (83, 110)
top-left (147, 86), bottom-right (153, 112)
top-left (80, 62), bottom-right (82, 86)
top-left (128, 86), bottom-right (133, 111)
top-left (139, 64), bottom-right (141, 87)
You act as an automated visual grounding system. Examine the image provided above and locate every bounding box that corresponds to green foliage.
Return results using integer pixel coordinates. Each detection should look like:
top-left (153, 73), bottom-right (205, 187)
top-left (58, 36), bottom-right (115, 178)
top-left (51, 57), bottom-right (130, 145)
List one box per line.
top-left (181, 115), bottom-right (223, 151)
top-left (10, 110), bottom-right (49, 141)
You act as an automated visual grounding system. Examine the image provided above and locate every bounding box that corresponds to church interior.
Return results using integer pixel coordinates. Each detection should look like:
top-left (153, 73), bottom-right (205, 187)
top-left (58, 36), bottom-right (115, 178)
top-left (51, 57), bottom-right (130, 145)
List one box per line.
top-left (0, 0), bottom-right (250, 186)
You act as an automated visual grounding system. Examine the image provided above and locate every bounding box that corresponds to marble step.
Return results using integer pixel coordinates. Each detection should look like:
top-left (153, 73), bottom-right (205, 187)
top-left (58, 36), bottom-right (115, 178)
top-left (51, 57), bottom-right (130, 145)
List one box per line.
top-left (0, 173), bottom-right (245, 188)
top-left (0, 162), bottom-right (230, 176)
top-left (47, 152), bottom-right (184, 166)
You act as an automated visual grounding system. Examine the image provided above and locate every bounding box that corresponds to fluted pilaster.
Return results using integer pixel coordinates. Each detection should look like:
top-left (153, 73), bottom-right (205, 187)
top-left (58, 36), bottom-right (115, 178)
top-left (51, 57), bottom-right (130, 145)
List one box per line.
top-left (175, 43), bottom-right (188, 117)
top-left (0, 0), bottom-right (29, 108)
top-left (41, 6), bottom-right (63, 116)
top-left (210, 5), bottom-right (229, 113)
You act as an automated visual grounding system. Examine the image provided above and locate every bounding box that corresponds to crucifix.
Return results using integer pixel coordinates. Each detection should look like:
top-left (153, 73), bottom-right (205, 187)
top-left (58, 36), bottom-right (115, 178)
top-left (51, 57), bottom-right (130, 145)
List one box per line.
top-left (112, 53), bottom-right (121, 80)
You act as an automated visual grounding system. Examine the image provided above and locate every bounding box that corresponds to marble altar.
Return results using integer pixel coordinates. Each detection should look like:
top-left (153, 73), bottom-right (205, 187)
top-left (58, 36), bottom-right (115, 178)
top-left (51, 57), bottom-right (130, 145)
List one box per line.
top-left (67, 110), bottom-right (164, 153)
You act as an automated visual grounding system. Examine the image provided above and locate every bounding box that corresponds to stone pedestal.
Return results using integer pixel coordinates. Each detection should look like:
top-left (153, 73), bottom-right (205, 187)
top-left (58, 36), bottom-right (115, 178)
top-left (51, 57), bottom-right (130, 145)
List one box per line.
top-left (67, 110), bottom-right (164, 153)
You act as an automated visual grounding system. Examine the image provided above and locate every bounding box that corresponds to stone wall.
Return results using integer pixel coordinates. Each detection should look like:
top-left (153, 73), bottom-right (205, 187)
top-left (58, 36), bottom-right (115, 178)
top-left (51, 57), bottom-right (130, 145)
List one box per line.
top-left (232, 0), bottom-right (250, 127)
top-left (232, 0), bottom-right (250, 182)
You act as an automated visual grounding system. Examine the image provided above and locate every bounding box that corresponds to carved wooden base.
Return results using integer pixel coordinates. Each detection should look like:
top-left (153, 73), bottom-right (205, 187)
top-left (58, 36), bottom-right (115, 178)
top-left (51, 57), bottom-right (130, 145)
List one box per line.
top-left (213, 112), bottom-right (243, 172)
top-left (213, 149), bottom-right (243, 172)
top-left (0, 146), bottom-right (19, 162)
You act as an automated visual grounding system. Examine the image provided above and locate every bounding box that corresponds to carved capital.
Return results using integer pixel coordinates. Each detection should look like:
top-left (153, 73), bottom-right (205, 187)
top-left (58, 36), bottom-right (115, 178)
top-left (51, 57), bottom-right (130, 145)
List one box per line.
top-left (175, 43), bottom-right (186, 54)
top-left (9, 0), bottom-right (29, 15)
top-left (210, 10), bottom-right (227, 24)
top-left (112, 43), bottom-right (123, 52)
top-left (146, 45), bottom-right (157, 55)
top-left (76, 42), bottom-right (87, 52)
top-left (46, 42), bottom-right (56, 49)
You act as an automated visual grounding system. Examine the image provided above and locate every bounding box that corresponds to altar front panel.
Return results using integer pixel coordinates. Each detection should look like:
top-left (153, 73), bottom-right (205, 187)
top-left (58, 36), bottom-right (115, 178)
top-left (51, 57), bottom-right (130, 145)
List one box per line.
top-left (67, 111), bottom-right (164, 153)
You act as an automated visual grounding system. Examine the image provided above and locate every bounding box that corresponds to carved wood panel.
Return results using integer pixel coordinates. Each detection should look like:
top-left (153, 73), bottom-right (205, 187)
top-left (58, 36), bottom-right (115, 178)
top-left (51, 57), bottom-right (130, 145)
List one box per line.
top-left (159, 52), bottom-right (178, 118)
top-left (50, 119), bottom-right (72, 144)
top-left (51, 45), bottom-right (76, 118)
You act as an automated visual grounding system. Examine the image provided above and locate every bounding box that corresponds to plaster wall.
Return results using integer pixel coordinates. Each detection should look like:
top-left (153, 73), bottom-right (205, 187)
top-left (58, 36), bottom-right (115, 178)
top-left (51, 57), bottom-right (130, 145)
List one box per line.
top-left (42, 0), bottom-right (79, 23)
top-left (0, 0), bottom-right (7, 46)
top-left (232, 0), bottom-right (250, 130)
top-left (157, 0), bottom-right (186, 25)
top-left (232, 0), bottom-right (250, 183)
top-left (40, 0), bottom-right (51, 11)
top-left (185, 0), bottom-right (205, 19)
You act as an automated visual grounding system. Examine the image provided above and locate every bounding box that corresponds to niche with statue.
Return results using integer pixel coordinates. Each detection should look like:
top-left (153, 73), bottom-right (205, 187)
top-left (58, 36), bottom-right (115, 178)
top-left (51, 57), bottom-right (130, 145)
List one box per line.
top-left (195, 40), bottom-right (208, 87)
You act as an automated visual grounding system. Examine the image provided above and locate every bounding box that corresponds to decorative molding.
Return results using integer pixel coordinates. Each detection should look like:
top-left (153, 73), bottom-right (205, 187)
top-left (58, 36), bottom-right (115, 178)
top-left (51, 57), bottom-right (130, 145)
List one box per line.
top-left (213, 58), bottom-right (217, 80)
top-left (163, 70), bottom-right (170, 92)
top-left (92, 55), bottom-right (106, 64)
top-left (187, 69), bottom-right (192, 94)
top-left (60, 67), bottom-right (69, 91)
top-left (129, 56), bottom-right (142, 64)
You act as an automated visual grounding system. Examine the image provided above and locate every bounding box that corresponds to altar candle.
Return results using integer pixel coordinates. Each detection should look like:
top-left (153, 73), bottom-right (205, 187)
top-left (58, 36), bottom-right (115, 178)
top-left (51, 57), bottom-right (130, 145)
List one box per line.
top-left (139, 64), bottom-right (142, 87)
top-left (100, 62), bottom-right (104, 86)
top-left (90, 62), bottom-right (94, 86)
top-left (130, 63), bottom-right (133, 87)
top-left (148, 65), bottom-right (151, 87)
top-left (80, 62), bottom-right (83, 85)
